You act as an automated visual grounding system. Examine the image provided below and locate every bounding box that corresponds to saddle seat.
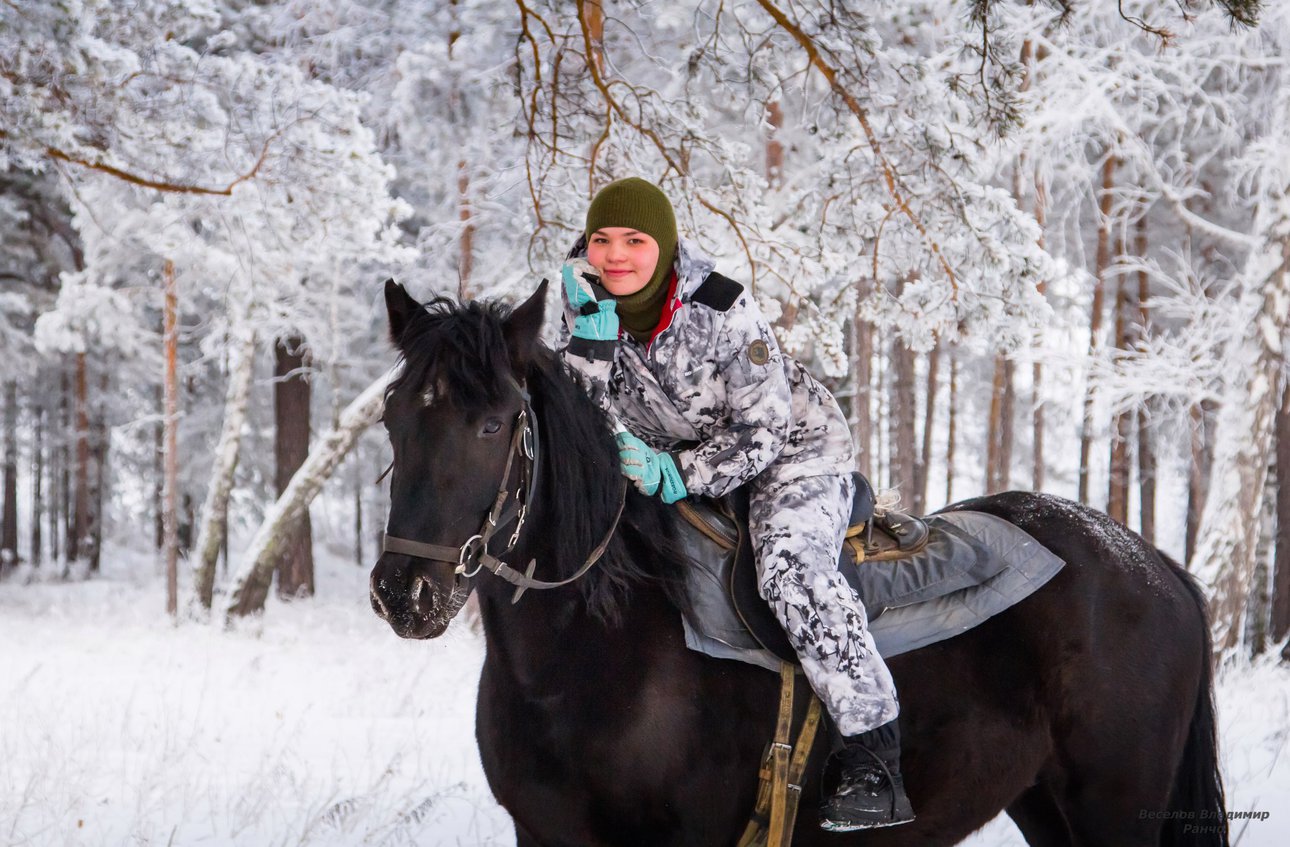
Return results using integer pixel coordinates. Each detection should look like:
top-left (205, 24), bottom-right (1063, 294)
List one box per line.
top-left (676, 471), bottom-right (931, 567)
top-left (672, 472), bottom-right (1066, 668)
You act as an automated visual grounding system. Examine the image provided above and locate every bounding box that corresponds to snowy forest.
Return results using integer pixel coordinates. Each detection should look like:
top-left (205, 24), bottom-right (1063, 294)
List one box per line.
top-left (2, 0), bottom-right (1289, 844)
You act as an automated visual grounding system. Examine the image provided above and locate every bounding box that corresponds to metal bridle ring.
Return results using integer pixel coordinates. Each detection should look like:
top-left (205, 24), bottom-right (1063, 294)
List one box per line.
top-left (455, 533), bottom-right (486, 577)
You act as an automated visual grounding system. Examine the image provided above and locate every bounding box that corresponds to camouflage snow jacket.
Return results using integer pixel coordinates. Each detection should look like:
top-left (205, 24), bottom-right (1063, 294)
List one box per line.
top-left (557, 237), bottom-right (854, 499)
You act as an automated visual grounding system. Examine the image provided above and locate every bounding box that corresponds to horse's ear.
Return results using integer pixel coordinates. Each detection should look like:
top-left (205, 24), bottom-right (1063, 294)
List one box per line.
top-left (384, 279), bottom-right (419, 348)
top-left (503, 280), bottom-right (548, 375)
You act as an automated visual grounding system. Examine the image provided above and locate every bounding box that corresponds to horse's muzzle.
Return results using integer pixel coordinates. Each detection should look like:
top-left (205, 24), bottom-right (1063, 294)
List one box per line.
top-left (369, 553), bottom-right (467, 639)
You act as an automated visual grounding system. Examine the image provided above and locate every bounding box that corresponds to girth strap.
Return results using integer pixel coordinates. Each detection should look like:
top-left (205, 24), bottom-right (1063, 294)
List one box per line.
top-left (737, 664), bottom-right (823, 847)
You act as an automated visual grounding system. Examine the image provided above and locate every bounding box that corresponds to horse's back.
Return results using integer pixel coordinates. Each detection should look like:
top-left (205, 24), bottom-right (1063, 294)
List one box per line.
top-left (844, 489), bottom-right (1215, 846)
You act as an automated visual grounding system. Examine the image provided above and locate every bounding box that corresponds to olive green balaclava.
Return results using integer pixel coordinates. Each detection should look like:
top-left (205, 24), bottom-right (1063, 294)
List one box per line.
top-left (585, 177), bottom-right (678, 341)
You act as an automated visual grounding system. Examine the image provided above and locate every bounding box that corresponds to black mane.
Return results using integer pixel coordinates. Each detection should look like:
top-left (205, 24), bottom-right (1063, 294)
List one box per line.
top-left (388, 294), bottom-right (692, 625)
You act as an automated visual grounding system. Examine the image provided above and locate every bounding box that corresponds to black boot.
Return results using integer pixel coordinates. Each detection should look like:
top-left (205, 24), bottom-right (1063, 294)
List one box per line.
top-left (819, 718), bottom-right (916, 832)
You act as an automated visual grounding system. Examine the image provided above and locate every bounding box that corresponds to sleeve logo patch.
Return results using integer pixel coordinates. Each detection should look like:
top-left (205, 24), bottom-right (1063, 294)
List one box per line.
top-left (747, 339), bottom-right (770, 365)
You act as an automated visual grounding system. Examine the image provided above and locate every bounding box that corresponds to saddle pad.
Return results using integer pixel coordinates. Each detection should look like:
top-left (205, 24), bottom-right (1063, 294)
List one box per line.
top-left (679, 510), bottom-right (1065, 672)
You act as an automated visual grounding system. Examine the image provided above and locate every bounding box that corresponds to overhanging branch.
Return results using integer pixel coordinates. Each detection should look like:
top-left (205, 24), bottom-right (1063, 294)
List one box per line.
top-left (757, 0), bottom-right (960, 297)
top-left (44, 125), bottom-right (287, 196)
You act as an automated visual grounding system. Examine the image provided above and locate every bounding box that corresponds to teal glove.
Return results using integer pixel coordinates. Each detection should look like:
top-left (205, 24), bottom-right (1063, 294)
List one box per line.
top-left (562, 261), bottom-right (597, 310)
top-left (563, 262), bottom-right (619, 342)
top-left (615, 431), bottom-right (688, 504)
top-left (573, 299), bottom-right (620, 341)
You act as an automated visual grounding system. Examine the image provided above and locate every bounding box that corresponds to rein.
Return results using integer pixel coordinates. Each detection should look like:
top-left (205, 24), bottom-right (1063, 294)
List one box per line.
top-left (379, 375), bottom-right (626, 604)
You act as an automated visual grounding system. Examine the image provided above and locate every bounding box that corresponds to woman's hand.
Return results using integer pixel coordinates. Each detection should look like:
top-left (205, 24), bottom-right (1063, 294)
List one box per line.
top-left (563, 262), bottom-right (620, 342)
top-left (615, 430), bottom-right (687, 503)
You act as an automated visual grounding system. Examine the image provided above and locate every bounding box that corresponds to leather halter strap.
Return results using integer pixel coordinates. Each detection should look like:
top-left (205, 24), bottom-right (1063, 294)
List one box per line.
top-left (379, 375), bottom-right (626, 604)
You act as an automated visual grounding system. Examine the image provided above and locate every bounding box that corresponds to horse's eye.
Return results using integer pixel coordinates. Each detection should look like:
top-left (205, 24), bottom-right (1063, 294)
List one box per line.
top-left (481, 417), bottom-right (503, 436)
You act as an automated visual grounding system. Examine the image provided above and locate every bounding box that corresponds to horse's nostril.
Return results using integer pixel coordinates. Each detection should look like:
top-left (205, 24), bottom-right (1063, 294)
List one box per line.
top-left (370, 571), bottom-right (392, 621)
top-left (409, 576), bottom-right (437, 618)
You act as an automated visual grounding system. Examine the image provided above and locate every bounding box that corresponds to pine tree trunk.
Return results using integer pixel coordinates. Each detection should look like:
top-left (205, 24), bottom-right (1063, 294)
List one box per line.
top-left (1079, 154), bottom-right (1117, 505)
top-left (766, 100), bottom-right (785, 187)
top-left (1247, 472), bottom-right (1277, 656)
top-left (916, 343), bottom-right (940, 512)
top-left (192, 324), bottom-right (257, 609)
top-left (584, 0), bottom-right (605, 75)
top-left (1187, 400), bottom-right (1216, 564)
top-left (875, 341), bottom-right (887, 487)
top-left (946, 351), bottom-right (958, 503)
top-left (88, 369), bottom-right (108, 572)
top-left (274, 336), bottom-right (314, 600)
top-left (227, 371), bottom-right (391, 618)
top-left (1032, 167), bottom-right (1048, 492)
top-left (71, 353), bottom-right (90, 562)
top-left (1135, 214), bottom-right (1156, 544)
top-left (163, 260), bottom-right (180, 617)
top-left (32, 402), bottom-right (43, 567)
top-left (353, 446), bottom-right (365, 568)
top-left (56, 369), bottom-right (69, 567)
top-left (888, 338), bottom-right (917, 498)
top-left (986, 356), bottom-right (1014, 493)
top-left (1107, 268), bottom-right (1131, 525)
top-left (1000, 359), bottom-right (1014, 491)
top-left (154, 380), bottom-right (164, 551)
top-left (1192, 210), bottom-right (1290, 652)
top-left (1270, 377), bottom-right (1290, 661)
top-left (457, 159), bottom-right (474, 299)
top-left (2, 380), bottom-right (18, 567)
top-left (850, 282), bottom-right (874, 473)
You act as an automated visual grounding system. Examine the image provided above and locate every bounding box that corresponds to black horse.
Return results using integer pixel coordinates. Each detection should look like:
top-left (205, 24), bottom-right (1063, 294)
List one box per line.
top-left (370, 280), bottom-right (1227, 847)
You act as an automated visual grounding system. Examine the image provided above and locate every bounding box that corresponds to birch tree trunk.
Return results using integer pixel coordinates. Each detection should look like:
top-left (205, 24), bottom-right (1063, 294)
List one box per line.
top-left (225, 370), bottom-right (391, 619)
top-left (1192, 198), bottom-right (1290, 653)
top-left (192, 322), bottom-right (257, 609)
top-left (163, 260), bottom-right (180, 618)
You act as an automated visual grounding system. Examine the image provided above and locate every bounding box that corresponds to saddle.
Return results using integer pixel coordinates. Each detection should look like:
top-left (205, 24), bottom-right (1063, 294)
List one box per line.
top-left (677, 471), bottom-right (930, 570)
top-left (672, 472), bottom-right (1066, 667)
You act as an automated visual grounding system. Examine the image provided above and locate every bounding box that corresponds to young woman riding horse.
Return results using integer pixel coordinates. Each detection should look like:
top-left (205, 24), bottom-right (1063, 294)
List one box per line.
top-left (558, 177), bottom-right (910, 830)
top-left (369, 178), bottom-right (1227, 847)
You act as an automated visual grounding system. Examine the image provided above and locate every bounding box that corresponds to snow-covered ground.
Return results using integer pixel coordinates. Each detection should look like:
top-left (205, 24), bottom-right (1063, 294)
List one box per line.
top-left (2, 543), bottom-right (1287, 846)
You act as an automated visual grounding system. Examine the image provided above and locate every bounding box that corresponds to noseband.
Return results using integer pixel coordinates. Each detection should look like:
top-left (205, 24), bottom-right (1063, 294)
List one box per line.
top-left (379, 375), bottom-right (626, 604)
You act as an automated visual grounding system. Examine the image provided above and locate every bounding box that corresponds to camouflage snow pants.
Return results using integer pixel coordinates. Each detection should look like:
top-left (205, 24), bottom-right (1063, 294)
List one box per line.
top-left (748, 469), bottom-right (900, 736)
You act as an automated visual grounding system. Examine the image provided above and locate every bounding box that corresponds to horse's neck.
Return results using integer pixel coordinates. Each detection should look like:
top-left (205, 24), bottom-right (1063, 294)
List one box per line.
top-left (475, 578), bottom-right (674, 697)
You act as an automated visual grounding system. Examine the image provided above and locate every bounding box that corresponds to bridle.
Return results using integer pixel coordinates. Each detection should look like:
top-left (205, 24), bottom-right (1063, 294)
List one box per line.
top-left (378, 375), bottom-right (626, 604)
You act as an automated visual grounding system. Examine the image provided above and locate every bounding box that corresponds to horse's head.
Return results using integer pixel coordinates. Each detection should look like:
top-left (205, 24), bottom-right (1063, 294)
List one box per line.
top-left (369, 279), bottom-right (547, 639)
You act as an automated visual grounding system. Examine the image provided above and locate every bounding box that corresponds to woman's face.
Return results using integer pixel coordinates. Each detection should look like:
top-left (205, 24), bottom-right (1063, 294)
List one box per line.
top-left (586, 227), bottom-right (660, 296)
